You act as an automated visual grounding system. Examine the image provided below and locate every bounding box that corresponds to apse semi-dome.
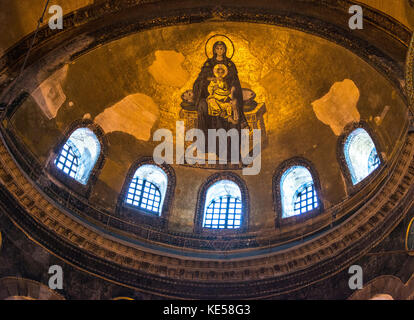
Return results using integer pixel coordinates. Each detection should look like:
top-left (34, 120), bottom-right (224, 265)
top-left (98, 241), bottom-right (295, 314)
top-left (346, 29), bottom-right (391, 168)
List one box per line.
top-left (0, 0), bottom-right (413, 299)
top-left (9, 23), bottom-right (407, 235)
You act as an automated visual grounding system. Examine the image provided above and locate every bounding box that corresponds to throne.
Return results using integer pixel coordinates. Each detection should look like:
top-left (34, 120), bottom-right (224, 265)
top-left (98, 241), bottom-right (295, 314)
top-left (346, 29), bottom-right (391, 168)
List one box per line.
top-left (179, 88), bottom-right (267, 148)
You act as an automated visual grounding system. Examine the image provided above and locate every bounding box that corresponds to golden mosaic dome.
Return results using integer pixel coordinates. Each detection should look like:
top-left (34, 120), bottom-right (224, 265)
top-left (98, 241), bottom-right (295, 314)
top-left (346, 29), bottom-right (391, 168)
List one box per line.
top-left (0, 0), bottom-right (413, 300)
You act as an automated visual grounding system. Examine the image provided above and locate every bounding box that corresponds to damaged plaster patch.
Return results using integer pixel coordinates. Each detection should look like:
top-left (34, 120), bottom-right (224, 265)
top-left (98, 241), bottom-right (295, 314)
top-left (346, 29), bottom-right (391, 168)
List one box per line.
top-left (31, 65), bottom-right (68, 119)
top-left (1, 35), bottom-right (93, 105)
top-left (148, 50), bottom-right (189, 88)
top-left (311, 79), bottom-right (360, 135)
top-left (94, 93), bottom-right (159, 141)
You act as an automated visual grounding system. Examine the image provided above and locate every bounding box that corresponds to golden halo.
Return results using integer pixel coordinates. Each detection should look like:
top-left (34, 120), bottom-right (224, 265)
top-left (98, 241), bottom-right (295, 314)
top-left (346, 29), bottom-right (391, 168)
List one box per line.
top-left (213, 64), bottom-right (228, 78)
top-left (205, 34), bottom-right (235, 59)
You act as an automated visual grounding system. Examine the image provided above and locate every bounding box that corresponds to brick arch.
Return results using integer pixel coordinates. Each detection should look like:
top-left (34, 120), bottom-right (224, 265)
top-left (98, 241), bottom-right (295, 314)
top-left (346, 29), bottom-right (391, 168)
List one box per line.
top-left (272, 157), bottom-right (324, 227)
top-left (194, 171), bottom-right (250, 234)
top-left (348, 274), bottom-right (414, 300)
top-left (45, 119), bottom-right (108, 199)
top-left (115, 156), bottom-right (176, 230)
top-left (336, 121), bottom-right (385, 195)
top-left (0, 277), bottom-right (65, 300)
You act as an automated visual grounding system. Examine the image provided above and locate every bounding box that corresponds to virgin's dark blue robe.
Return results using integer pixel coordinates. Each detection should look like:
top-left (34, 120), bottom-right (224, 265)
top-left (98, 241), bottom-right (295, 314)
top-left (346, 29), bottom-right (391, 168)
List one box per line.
top-left (193, 57), bottom-right (248, 135)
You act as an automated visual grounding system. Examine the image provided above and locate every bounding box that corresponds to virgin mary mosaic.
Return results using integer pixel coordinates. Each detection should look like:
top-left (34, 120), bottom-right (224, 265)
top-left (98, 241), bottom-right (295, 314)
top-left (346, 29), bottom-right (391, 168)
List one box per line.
top-left (179, 34), bottom-right (267, 164)
top-left (192, 35), bottom-right (249, 134)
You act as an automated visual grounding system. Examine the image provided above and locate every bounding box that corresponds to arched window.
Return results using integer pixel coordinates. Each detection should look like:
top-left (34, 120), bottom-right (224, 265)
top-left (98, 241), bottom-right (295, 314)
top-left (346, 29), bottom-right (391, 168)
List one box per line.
top-left (202, 180), bottom-right (243, 229)
top-left (55, 128), bottom-right (101, 185)
top-left (125, 164), bottom-right (168, 215)
top-left (406, 218), bottom-right (414, 254)
top-left (344, 128), bottom-right (381, 185)
top-left (280, 166), bottom-right (319, 218)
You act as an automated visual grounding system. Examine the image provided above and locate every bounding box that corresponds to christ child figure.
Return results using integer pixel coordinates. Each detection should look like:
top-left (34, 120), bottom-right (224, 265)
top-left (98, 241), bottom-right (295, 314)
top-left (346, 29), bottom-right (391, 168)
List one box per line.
top-left (206, 64), bottom-right (238, 124)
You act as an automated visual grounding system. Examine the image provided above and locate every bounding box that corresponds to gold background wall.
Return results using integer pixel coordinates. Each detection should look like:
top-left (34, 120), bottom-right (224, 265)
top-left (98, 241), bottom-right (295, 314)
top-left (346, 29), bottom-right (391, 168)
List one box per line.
top-left (10, 22), bottom-right (408, 233)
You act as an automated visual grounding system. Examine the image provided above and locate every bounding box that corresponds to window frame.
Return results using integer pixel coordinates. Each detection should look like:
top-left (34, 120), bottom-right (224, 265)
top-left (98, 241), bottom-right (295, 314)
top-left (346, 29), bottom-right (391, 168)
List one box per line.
top-left (125, 177), bottom-right (163, 215)
top-left (273, 157), bottom-right (324, 227)
top-left (405, 216), bottom-right (414, 256)
top-left (55, 142), bottom-right (80, 179)
top-left (46, 119), bottom-right (107, 198)
top-left (116, 157), bottom-right (175, 230)
top-left (337, 121), bottom-right (385, 195)
top-left (293, 181), bottom-right (319, 216)
top-left (202, 189), bottom-right (243, 230)
top-left (194, 172), bottom-right (249, 234)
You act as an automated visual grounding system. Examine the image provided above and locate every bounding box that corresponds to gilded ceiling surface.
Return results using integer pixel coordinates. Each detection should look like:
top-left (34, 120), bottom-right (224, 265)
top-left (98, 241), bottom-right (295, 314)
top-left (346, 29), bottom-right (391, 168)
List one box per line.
top-left (0, 1), bottom-right (413, 300)
top-left (359, 0), bottom-right (414, 28)
top-left (0, 0), bottom-right (94, 56)
top-left (9, 22), bottom-right (407, 232)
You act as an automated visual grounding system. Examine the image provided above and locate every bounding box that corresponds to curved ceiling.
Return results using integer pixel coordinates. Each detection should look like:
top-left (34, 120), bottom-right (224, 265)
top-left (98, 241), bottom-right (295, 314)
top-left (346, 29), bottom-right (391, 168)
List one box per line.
top-left (9, 22), bottom-right (408, 235)
top-left (0, 0), bottom-right (413, 299)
